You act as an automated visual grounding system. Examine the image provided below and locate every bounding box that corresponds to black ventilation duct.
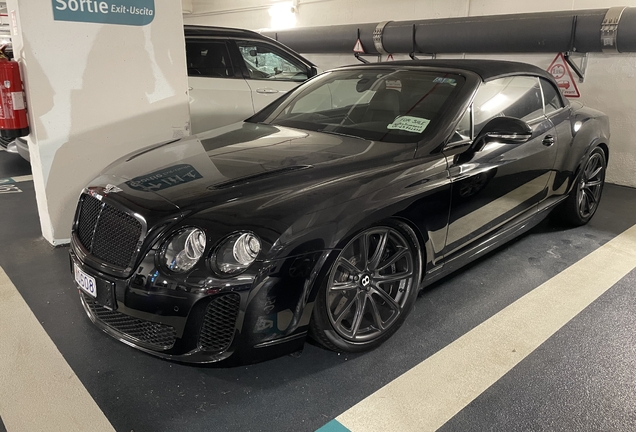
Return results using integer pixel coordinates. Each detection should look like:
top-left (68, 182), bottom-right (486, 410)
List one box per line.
top-left (262, 7), bottom-right (636, 54)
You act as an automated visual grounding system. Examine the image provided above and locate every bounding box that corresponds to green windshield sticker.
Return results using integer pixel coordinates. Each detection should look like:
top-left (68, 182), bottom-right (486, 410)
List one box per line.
top-left (387, 116), bottom-right (430, 134)
top-left (433, 77), bottom-right (457, 86)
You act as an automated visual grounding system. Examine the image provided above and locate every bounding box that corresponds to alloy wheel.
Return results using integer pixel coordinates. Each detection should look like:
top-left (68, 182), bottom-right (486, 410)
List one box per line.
top-left (577, 152), bottom-right (605, 219)
top-left (326, 227), bottom-right (415, 342)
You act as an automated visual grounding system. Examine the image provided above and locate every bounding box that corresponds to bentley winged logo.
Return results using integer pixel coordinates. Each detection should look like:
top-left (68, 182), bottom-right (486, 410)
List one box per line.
top-left (104, 184), bottom-right (123, 194)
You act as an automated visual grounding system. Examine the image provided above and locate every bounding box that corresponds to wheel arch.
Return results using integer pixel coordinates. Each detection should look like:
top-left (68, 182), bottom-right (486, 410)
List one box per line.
top-left (304, 216), bottom-right (425, 352)
top-left (278, 185), bottom-right (449, 347)
top-left (565, 115), bottom-right (610, 196)
top-left (597, 142), bottom-right (609, 164)
top-left (570, 138), bottom-right (609, 193)
top-left (327, 213), bottom-right (429, 287)
top-left (392, 216), bottom-right (429, 286)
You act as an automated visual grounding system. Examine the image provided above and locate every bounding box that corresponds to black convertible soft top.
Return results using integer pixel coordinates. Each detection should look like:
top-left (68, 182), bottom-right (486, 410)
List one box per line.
top-left (346, 59), bottom-right (554, 82)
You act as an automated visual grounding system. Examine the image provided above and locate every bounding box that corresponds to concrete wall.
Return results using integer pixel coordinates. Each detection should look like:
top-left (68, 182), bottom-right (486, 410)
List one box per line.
top-left (8, 0), bottom-right (190, 245)
top-left (184, 0), bottom-right (636, 188)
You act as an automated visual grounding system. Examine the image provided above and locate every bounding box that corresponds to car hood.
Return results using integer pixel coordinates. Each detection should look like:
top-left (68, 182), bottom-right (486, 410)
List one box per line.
top-left (94, 122), bottom-right (416, 210)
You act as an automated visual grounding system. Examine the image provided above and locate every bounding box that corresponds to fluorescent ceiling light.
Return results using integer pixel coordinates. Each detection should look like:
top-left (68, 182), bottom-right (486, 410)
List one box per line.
top-left (269, 1), bottom-right (297, 30)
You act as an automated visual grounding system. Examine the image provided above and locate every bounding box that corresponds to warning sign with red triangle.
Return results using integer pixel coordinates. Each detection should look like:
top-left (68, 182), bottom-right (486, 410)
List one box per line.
top-left (386, 54), bottom-right (394, 61)
top-left (547, 53), bottom-right (580, 98)
top-left (353, 38), bottom-right (365, 54)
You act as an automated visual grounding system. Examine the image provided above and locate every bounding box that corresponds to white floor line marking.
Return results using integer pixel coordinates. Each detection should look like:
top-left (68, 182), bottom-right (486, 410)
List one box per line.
top-left (9, 175), bottom-right (33, 183)
top-left (0, 266), bottom-right (115, 432)
top-left (0, 175), bottom-right (32, 185)
top-left (336, 224), bottom-right (636, 432)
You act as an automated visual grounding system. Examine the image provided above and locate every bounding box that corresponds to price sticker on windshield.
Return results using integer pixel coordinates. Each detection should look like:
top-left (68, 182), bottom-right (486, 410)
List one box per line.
top-left (387, 116), bottom-right (430, 133)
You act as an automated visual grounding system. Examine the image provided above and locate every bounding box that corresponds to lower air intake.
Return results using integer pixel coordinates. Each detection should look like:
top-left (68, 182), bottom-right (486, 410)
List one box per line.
top-left (83, 294), bottom-right (177, 351)
top-left (199, 293), bottom-right (240, 353)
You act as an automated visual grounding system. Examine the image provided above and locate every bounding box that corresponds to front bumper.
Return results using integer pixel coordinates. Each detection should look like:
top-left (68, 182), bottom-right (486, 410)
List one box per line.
top-left (72, 249), bottom-right (241, 363)
top-left (15, 138), bottom-right (30, 162)
top-left (70, 245), bottom-right (330, 365)
top-left (0, 137), bottom-right (29, 161)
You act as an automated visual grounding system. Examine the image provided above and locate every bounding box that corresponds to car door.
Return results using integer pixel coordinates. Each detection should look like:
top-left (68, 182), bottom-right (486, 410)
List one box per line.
top-left (233, 40), bottom-right (311, 113)
top-left (186, 38), bottom-right (255, 135)
top-left (539, 77), bottom-right (573, 201)
top-left (441, 75), bottom-right (558, 259)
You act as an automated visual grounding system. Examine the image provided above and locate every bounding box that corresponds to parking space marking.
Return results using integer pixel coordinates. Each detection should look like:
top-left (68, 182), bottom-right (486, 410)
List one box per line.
top-left (0, 175), bottom-right (33, 185)
top-left (0, 266), bottom-right (115, 432)
top-left (330, 223), bottom-right (636, 432)
top-left (10, 175), bottom-right (33, 183)
top-left (0, 185), bottom-right (22, 194)
top-left (317, 419), bottom-right (350, 432)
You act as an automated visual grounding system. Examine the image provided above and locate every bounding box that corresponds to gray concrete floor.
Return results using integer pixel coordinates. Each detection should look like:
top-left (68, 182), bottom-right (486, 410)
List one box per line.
top-left (1, 149), bottom-right (635, 432)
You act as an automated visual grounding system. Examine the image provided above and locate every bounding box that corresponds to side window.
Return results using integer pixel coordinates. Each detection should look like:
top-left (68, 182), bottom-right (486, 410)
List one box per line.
top-left (473, 76), bottom-right (544, 136)
top-left (540, 78), bottom-right (565, 115)
top-left (186, 40), bottom-right (233, 78)
top-left (237, 41), bottom-right (308, 82)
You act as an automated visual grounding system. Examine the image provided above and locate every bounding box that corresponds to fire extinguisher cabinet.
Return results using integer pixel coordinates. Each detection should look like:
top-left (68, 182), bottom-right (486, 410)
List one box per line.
top-left (0, 48), bottom-right (29, 139)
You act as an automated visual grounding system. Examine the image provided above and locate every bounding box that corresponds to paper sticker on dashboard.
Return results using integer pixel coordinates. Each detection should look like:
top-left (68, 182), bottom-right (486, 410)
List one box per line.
top-left (385, 80), bottom-right (402, 91)
top-left (387, 116), bottom-right (430, 133)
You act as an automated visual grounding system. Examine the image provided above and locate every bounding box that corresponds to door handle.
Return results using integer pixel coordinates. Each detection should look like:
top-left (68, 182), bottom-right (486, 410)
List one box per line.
top-left (256, 88), bottom-right (279, 94)
top-left (542, 135), bottom-right (555, 146)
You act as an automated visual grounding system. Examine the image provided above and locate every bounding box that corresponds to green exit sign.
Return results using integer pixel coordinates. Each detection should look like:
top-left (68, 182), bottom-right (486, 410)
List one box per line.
top-left (52, 0), bottom-right (155, 26)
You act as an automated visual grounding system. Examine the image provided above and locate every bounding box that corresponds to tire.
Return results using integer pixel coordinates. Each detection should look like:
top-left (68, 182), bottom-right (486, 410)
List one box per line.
top-left (309, 220), bottom-right (421, 353)
top-left (554, 146), bottom-right (607, 226)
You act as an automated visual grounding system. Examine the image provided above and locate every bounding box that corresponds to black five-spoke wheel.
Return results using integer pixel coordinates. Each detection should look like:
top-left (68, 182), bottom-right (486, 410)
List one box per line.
top-left (577, 151), bottom-right (605, 219)
top-left (310, 221), bottom-right (420, 352)
top-left (555, 146), bottom-right (607, 226)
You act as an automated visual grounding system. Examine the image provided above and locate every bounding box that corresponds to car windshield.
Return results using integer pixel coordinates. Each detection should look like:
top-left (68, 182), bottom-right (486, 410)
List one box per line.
top-left (255, 69), bottom-right (465, 143)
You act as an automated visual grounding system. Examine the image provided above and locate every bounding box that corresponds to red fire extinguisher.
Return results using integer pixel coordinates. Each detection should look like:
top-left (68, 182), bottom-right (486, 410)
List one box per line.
top-left (0, 45), bottom-right (29, 139)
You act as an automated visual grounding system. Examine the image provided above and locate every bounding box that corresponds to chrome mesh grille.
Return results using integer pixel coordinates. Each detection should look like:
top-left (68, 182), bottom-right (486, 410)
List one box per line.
top-left (76, 194), bottom-right (142, 268)
top-left (83, 294), bottom-right (177, 351)
top-left (199, 293), bottom-right (240, 353)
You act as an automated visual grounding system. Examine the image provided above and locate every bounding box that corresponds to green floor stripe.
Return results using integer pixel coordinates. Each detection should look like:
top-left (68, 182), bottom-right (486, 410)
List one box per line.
top-left (316, 419), bottom-right (350, 432)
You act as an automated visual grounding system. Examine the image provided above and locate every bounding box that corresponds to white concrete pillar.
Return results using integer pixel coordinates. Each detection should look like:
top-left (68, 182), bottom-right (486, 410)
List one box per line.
top-left (6, 0), bottom-right (190, 245)
top-left (182, 0), bottom-right (193, 14)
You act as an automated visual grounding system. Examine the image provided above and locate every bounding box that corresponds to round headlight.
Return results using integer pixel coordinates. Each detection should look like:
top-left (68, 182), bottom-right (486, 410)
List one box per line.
top-left (212, 232), bottom-right (261, 276)
top-left (162, 228), bottom-right (206, 273)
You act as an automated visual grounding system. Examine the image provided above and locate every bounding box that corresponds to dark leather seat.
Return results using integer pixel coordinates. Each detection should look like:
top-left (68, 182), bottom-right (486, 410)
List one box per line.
top-left (187, 44), bottom-right (230, 77)
top-left (362, 89), bottom-right (402, 123)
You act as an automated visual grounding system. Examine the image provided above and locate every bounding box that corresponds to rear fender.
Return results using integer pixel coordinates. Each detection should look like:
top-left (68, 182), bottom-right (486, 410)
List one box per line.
top-left (563, 111), bottom-right (610, 195)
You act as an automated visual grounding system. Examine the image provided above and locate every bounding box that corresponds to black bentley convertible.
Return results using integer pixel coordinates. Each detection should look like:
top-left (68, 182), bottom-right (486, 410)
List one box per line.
top-left (70, 60), bottom-right (609, 364)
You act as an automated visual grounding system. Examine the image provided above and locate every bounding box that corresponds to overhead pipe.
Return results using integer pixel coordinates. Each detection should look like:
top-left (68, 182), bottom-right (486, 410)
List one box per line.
top-left (262, 7), bottom-right (636, 55)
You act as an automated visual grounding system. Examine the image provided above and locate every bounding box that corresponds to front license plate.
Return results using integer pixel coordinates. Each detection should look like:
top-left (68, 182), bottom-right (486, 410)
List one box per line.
top-left (74, 263), bottom-right (97, 298)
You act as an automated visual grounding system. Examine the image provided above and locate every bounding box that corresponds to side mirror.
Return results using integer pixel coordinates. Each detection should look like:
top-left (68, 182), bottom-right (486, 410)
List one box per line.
top-left (309, 66), bottom-right (319, 77)
top-left (473, 116), bottom-right (532, 152)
